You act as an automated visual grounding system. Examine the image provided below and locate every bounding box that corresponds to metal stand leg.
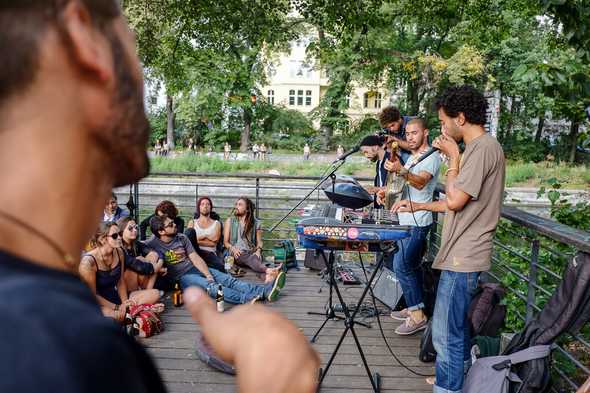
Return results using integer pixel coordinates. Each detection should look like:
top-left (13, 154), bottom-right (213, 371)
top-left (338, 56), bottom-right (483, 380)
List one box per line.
top-left (316, 252), bottom-right (386, 393)
top-left (308, 251), bottom-right (344, 343)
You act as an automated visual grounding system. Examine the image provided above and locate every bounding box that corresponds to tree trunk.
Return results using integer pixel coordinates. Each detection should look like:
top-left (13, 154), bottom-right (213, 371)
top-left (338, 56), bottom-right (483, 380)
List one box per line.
top-left (240, 107), bottom-right (252, 152)
top-left (406, 79), bottom-right (420, 115)
top-left (166, 94), bottom-right (175, 149)
top-left (534, 112), bottom-right (545, 143)
top-left (568, 121), bottom-right (579, 163)
top-left (504, 96), bottom-right (517, 141)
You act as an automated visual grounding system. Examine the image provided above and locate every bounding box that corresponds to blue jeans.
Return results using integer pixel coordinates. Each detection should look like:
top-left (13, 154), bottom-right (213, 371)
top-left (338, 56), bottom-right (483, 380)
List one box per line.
top-left (432, 270), bottom-right (480, 393)
top-left (392, 225), bottom-right (431, 311)
top-left (179, 267), bottom-right (267, 304)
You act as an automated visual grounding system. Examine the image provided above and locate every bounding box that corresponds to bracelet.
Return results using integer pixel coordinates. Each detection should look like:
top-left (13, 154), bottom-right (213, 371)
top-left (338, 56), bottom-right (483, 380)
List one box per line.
top-left (445, 167), bottom-right (459, 176)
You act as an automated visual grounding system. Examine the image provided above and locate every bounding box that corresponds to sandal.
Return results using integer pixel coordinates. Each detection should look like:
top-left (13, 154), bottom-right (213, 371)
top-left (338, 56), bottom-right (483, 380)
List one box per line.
top-left (230, 267), bottom-right (246, 277)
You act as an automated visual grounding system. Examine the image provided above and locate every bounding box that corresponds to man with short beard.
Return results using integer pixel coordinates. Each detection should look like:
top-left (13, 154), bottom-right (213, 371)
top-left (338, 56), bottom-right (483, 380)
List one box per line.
top-left (224, 197), bottom-right (281, 282)
top-left (377, 118), bottom-right (441, 336)
top-left (359, 135), bottom-right (389, 208)
top-left (0, 2), bottom-right (319, 393)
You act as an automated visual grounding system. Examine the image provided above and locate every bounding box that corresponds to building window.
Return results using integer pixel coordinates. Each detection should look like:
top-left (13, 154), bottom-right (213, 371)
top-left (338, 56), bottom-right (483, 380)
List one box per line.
top-left (289, 90), bottom-right (295, 106)
top-left (305, 90), bottom-right (312, 106)
top-left (297, 90), bottom-right (304, 106)
top-left (267, 90), bottom-right (275, 105)
top-left (375, 93), bottom-right (382, 109)
top-left (363, 92), bottom-right (383, 109)
top-left (363, 93), bottom-right (369, 108)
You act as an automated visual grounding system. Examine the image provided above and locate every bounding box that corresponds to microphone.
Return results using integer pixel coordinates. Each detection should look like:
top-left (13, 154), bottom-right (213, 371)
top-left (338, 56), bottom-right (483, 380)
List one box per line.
top-left (334, 145), bottom-right (360, 162)
top-left (408, 147), bottom-right (439, 169)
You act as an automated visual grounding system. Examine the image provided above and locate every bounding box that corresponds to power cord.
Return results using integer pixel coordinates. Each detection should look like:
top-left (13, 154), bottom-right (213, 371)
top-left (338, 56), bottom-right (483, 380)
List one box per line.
top-left (357, 252), bottom-right (435, 378)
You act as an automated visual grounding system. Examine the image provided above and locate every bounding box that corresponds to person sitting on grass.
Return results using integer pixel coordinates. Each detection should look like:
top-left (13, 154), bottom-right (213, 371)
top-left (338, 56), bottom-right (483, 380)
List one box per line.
top-left (185, 196), bottom-right (225, 272)
top-left (79, 222), bottom-right (163, 323)
top-left (139, 200), bottom-right (185, 240)
top-left (224, 197), bottom-right (282, 282)
top-left (117, 217), bottom-right (167, 293)
top-left (146, 215), bottom-right (286, 304)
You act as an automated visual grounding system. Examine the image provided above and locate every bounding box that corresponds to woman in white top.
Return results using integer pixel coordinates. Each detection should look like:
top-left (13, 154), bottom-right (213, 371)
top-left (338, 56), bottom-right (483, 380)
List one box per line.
top-left (185, 196), bottom-right (225, 272)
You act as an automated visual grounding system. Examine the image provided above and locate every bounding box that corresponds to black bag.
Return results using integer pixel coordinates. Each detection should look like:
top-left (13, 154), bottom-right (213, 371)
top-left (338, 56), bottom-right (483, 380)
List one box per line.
top-left (421, 257), bottom-right (440, 319)
top-left (419, 320), bottom-right (436, 363)
top-left (468, 283), bottom-right (506, 337)
top-left (304, 249), bottom-right (326, 270)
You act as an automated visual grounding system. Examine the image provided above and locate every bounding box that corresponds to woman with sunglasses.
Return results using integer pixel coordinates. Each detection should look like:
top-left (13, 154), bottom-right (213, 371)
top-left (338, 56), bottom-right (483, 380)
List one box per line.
top-left (117, 217), bottom-right (167, 293)
top-left (79, 222), bottom-right (162, 323)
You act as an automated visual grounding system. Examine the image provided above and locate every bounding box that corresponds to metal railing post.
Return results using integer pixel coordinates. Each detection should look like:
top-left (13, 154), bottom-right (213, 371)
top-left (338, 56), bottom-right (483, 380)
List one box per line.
top-left (133, 182), bottom-right (140, 223)
top-left (195, 184), bottom-right (199, 203)
top-left (428, 190), bottom-right (440, 259)
top-left (255, 178), bottom-right (260, 219)
top-left (525, 239), bottom-right (540, 324)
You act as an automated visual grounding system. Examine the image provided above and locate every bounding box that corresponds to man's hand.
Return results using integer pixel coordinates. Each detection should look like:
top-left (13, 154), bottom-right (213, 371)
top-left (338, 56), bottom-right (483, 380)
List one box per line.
top-left (391, 199), bottom-right (421, 213)
top-left (184, 288), bottom-right (320, 393)
top-left (432, 132), bottom-right (460, 159)
top-left (376, 188), bottom-right (386, 206)
top-left (384, 158), bottom-right (403, 174)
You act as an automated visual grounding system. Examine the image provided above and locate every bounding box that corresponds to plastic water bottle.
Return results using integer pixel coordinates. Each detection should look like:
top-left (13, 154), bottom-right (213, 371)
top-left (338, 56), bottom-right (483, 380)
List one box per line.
top-left (216, 284), bottom-right (224, 313)
top-left (224, 255), bottom-right (234, 272)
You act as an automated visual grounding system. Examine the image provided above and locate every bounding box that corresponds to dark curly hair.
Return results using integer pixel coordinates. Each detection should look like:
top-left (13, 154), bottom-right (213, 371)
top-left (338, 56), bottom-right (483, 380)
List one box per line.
top-left (378, 106), bottom-right (401, 127)
top-left (155, 200), bottom-right (178, 219)
top-left (435, 85), bottom-right (488, 126)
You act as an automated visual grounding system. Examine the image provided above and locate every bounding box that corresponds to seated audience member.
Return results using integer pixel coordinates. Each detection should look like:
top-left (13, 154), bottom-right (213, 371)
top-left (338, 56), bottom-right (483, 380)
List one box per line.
top-left (117, 217), bottom-right (167, 292)
top-left (103, 192), bottom-right (129, 223)
top-left (224, 197), bottom-right (281, 282)
top-left (185, 196), bottom-right (225, 272)
top-left (79, 223), bottom-right (163, 323)
top-left (140, 200), bottom-right (185, 240)
top-left (146, 215), bottom-right (286, 303)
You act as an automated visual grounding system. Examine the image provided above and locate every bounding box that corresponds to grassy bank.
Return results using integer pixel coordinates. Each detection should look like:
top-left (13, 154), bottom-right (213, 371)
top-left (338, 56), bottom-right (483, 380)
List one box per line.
top-left (504, 161), bottom-right (590, 188)
top-left (150, 155), bottom-right (367, 177)
top-left (150, 156), bottom-right (589, 189)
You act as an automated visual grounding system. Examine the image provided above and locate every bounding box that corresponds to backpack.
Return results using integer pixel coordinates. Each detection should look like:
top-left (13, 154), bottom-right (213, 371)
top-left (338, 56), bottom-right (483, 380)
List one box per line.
top-left (273, 240), bottom-right (298, 270)
top-left (468, 283), bottom-right (507, 337)
top-left (463, 345), bottom-right (551, 393)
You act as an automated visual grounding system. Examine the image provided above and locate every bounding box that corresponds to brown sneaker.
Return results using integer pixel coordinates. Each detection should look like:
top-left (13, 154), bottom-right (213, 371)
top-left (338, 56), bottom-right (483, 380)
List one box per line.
top-left (390, 308), bottom-right (410, 321)
top-left (394, 317), bottom-right (428, 336)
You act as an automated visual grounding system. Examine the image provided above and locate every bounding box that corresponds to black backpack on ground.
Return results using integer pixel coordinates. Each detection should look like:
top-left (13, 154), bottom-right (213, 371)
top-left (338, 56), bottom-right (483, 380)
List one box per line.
top-left (419, 320), bottom-right (436, 363)
top-left (468, 283), bottom-right (506, 337)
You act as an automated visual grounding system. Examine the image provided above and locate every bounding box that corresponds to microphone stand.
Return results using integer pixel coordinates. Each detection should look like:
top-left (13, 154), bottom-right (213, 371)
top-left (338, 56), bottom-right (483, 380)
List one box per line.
top-left (268, 157), bottom-right (347, 232)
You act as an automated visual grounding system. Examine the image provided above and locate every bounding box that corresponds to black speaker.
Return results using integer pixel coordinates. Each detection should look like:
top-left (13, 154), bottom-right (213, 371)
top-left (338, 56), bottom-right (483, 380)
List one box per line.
top-left (304, 249), bottom-right (326, 270)
top-left (372, 266), bottom-right (403, 310)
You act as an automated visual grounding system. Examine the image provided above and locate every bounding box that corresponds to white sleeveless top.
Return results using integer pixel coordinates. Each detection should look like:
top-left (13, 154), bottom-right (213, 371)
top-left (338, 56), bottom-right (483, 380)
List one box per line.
top-left (195, 220), bottom-right (220, 252)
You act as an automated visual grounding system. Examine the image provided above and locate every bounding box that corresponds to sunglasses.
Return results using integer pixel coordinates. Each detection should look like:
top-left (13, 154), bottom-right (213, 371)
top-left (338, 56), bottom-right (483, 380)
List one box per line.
top-left (108, 233), bottom-right (120, 240)
top-left (126, 224), bottom-right (139, 231)
top-left (164, 222), bottom-right (176, 229)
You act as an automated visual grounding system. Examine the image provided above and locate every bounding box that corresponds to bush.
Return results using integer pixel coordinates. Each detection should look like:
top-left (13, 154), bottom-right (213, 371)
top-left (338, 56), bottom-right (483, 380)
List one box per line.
top-left (502, 131), bottom-right (550, 163)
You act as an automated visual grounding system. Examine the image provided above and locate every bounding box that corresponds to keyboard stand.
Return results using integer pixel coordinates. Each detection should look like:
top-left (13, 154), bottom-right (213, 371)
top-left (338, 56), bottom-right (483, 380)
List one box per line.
top-left (311, 248), bottom-right (390, 393)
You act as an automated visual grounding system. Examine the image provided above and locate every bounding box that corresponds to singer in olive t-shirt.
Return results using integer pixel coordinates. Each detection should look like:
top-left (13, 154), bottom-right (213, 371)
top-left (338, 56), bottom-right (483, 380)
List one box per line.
top-left (433, 133), bottom-right (505, 272)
